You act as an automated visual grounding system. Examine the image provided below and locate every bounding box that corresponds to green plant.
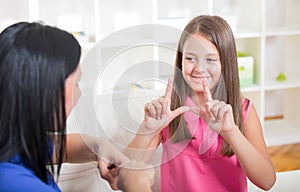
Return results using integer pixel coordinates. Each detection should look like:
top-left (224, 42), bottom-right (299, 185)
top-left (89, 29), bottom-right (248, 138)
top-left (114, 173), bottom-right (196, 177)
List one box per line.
top-left (276, 72), bottom-right (287, 82)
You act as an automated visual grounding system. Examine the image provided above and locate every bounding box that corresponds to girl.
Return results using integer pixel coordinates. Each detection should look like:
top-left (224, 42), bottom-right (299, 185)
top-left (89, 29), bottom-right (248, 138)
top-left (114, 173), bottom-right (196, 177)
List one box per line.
top-left (125, 15), bottom-right (276, 191)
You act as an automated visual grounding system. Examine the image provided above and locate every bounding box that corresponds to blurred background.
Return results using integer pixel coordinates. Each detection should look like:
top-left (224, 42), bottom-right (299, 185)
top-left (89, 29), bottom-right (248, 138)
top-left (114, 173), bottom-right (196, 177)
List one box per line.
top-left (1, 0), bottom-right (300, 191)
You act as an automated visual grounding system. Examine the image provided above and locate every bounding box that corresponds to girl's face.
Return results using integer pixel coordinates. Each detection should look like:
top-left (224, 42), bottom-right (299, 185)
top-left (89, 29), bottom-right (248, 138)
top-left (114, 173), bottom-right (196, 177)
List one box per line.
top-left (65, 66), bottom-right (82, 117)
top-left (182, 33), bottom-right (221, 94)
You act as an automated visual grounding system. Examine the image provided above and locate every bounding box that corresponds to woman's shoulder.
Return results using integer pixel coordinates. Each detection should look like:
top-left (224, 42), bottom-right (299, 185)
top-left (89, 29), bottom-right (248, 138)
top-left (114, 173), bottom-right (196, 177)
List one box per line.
top-left (0, 162), bottom-right (57, 192)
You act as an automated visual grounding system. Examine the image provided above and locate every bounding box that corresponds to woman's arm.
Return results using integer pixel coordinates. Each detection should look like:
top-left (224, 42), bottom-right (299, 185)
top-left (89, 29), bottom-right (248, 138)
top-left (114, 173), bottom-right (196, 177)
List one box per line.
top-left (61, 133), bottom-right (128, 165)
top-left (63, 134), bottom-right (157, 192)
top-left (62, 133), bottom-right (130, 189)
top-left (221, 105), bottom-right (276, 190)
top-left (63, 133), bottom-right (96, 163)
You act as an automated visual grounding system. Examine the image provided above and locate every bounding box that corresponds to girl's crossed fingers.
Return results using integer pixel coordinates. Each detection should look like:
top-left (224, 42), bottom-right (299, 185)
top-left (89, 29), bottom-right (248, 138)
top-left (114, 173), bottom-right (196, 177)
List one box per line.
top-left (208, 101), bottom-right (228, 121)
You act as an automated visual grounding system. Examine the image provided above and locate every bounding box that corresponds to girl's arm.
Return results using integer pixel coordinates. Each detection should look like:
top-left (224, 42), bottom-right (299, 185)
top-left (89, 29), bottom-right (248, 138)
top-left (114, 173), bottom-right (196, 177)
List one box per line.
top-left (200, 79), bottom-right (276, 190)
top-left (221, 105), bottom-right (276, 191)
top-left (124, 125), bottom-right (162, 162)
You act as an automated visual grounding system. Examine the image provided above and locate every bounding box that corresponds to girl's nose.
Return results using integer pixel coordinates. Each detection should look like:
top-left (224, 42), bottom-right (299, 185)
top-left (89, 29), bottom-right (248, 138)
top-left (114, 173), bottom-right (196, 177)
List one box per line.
top-left (196, 58), bottom-right (206, 72)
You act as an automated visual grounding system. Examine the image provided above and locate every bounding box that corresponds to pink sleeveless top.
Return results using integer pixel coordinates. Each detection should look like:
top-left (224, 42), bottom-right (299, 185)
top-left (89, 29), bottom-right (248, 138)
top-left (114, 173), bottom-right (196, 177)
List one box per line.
top-left (161, 97), bottom-right (251, 192)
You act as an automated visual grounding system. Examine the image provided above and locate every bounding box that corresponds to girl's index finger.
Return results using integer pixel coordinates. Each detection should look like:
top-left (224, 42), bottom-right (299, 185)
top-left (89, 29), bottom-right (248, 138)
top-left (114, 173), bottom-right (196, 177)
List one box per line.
top-left (164, 77), bottom-right (173, 100)
top-left (203, 78), bottom-right (213, 101)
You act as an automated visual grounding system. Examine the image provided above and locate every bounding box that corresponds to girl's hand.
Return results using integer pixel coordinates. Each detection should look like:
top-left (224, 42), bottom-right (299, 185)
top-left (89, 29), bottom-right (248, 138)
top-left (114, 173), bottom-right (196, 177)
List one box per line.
top-left (141, 78), bottom-right (189, 134)
top-left (194, 79), bottom-right (238, 134)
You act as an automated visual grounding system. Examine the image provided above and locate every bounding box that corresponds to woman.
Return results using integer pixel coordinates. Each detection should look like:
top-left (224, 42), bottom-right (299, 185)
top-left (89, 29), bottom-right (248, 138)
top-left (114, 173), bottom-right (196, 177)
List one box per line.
top-left (0, 22), bottom-right (153, 192)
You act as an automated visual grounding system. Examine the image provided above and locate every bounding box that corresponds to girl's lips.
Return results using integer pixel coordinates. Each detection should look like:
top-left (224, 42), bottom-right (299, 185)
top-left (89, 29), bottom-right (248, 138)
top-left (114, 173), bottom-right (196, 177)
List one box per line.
top-left (190, 77), bottom-right (205, 84)
top-left (190, 76), bottom-right (210, 85)
top-left (191, 75), bottom-right (208, 80)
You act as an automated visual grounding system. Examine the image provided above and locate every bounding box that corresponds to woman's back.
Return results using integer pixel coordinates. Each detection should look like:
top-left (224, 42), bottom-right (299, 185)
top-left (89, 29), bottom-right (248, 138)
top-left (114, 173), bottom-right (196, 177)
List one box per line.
top-left (0, 155), bottom-right (60, 192)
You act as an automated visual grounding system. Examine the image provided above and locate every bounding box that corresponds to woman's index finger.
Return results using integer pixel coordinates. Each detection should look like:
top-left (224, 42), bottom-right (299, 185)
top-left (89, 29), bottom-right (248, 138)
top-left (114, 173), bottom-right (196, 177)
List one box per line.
top-left (164, 77), bottom-right (173, 99)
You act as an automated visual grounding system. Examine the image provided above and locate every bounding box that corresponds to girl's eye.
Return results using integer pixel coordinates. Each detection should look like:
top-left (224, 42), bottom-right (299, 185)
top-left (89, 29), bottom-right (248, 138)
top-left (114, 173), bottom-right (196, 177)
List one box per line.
top-left (206, 58), bottom-right (217, 63)
top-left (185, 56), bottom-right (197, 63)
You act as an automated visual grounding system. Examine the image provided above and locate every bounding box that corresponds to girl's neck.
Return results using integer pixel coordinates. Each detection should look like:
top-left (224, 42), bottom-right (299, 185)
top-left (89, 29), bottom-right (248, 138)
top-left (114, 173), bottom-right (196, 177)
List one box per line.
top-left (189, 91), bottom-right (206, 107)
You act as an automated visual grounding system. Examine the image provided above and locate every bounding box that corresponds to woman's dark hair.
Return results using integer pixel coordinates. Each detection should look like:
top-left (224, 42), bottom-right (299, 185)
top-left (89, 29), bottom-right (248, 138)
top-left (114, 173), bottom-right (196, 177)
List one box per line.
top-left (170, 15), bottom-right (242, 156)
top-left (0, 22), bottom-right (81, 183)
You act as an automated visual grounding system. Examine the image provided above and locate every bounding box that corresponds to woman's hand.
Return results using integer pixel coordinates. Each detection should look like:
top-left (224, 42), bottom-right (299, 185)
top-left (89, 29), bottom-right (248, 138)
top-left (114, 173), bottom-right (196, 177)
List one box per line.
top-left (95, 138), bottom-right (129, 189)
top-left (141, 78), bottom-right (189, 135)
top-left (101, 160), bottom-right (155, 191)
top-left (117, 160), bottom-right (155, 192)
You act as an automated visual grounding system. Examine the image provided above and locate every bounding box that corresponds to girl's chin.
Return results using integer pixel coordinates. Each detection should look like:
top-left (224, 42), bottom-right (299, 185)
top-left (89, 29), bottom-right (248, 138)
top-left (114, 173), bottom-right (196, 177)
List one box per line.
top-left (189, 85), bottom-right (205, 93)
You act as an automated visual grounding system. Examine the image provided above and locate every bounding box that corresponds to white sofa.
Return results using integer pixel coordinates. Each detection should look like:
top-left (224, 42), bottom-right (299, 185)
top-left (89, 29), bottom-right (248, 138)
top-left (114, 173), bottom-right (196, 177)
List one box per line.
top-left (248, 170), bottom-right (300, 192)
